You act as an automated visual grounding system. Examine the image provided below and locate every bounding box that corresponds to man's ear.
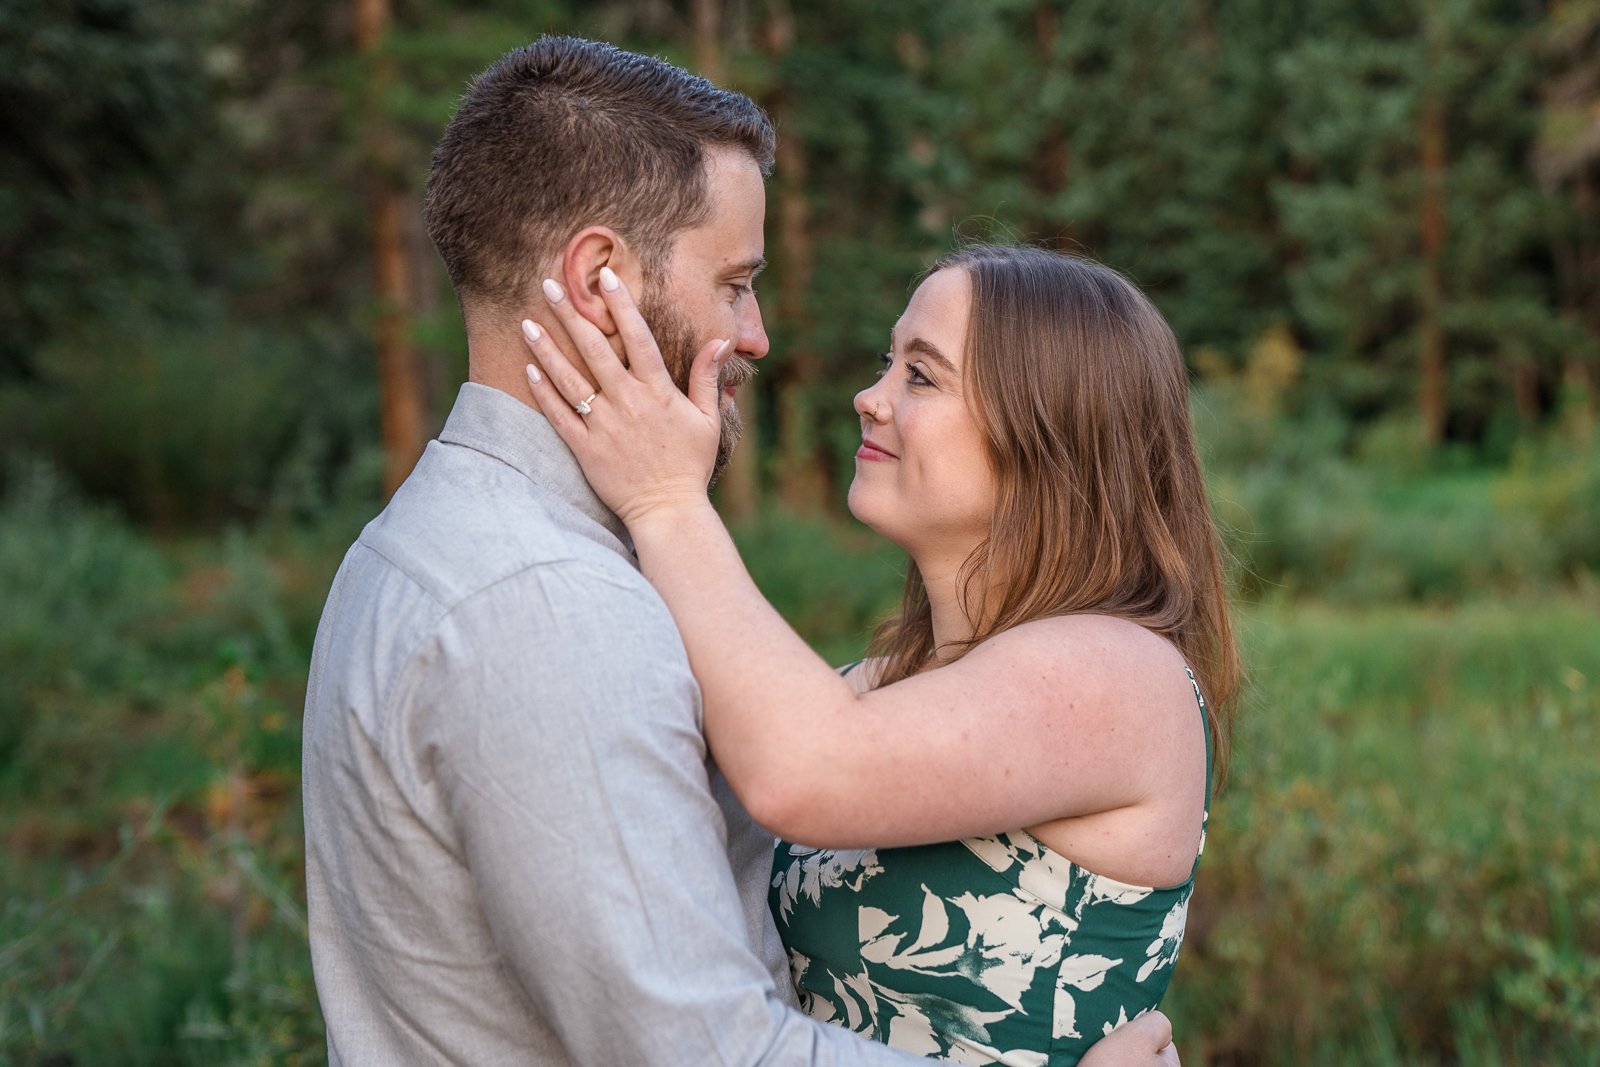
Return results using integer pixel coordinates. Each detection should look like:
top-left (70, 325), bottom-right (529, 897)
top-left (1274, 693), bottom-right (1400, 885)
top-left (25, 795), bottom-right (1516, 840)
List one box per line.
top-left (559, 227), bottom-right (644, 337)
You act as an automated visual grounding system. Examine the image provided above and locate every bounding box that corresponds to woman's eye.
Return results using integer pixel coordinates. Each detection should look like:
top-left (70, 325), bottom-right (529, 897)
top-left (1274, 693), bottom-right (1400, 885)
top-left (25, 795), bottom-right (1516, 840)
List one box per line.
top-left (907, 364), bottom-right (932, 386)
top-left (875, 352), bottom-right (892, 379)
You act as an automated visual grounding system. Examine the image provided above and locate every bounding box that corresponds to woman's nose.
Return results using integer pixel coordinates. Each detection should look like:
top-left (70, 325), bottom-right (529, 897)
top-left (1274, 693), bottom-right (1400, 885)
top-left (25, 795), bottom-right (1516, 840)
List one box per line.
top-left (854, 384), bottom-right (883, 421)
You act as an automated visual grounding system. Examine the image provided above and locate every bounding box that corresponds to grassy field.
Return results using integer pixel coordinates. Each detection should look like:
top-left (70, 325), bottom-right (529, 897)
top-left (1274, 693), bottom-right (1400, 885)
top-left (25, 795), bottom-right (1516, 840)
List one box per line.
top-left (2, 456), bottom-right (1598, 1064)
top-left (1170, 598), bottom-right (1600, 1063)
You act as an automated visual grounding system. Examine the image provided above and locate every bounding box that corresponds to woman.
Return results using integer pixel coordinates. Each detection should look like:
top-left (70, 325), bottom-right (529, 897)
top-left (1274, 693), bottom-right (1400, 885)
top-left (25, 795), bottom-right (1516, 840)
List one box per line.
top-left (520, 245), bottom-right (1238, 1065)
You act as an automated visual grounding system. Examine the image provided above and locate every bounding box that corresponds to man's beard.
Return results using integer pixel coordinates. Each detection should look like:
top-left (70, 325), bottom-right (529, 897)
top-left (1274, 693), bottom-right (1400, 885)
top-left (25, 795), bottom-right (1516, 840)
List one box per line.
top-left (638, 289), bottom-right (756, 489)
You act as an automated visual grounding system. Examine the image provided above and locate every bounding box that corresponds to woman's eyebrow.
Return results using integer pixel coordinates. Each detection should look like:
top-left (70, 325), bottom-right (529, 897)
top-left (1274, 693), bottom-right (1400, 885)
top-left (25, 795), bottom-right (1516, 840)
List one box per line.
top-left (905, 337), bottom-right (958, 374)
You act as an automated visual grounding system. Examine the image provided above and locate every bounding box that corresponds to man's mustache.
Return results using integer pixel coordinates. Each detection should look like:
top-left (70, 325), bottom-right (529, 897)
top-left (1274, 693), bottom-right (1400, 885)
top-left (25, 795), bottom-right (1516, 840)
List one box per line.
top-left (719, 353), bottom-right (758, 391)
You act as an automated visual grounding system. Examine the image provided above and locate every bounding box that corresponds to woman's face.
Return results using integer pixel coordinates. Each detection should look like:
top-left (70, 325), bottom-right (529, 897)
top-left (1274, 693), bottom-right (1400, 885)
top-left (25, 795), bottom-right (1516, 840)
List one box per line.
top-left (847, 268), bottom-right (996, 560)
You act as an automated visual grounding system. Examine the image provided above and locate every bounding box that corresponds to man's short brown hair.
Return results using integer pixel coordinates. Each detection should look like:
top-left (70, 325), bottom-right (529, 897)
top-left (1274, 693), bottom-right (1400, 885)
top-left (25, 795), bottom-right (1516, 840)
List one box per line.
top-left (424, 36), bottom-right (775, 315)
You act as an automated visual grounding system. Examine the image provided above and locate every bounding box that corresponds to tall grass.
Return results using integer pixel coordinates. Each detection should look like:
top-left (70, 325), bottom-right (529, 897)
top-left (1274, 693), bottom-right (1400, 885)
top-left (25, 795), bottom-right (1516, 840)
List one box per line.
top-left (0, 464), bottom-right (339, 1064)
top-left (1168, 598), bottom-right (1600, 1064)
top-left (1, 433), bottom-right (1596, 1063)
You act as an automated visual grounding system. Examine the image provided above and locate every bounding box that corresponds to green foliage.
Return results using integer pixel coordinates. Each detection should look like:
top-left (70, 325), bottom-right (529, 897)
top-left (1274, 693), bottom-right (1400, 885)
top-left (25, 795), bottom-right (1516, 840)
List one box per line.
top-left (1271, 0), bottom-right (1569, 431)
top-left (4, 0), bottom-right (1597, 522)
top-left (0, 467), bottom-right (339, 1064)
top-left (0, 0), bottom-right (211, 378)
top-left (731, 509), bottom-right (904, 665)
top-left (0, 316), bottom-right (376, 526)
top-left (0, 461), bottom-right (170, 787)
top-left (1165, 598), bottom-right (1600, 1063)
top-left (1197, 376), bottom-right (1600, 603)
top-left (3, 2), bottom-right (1599, 1062)
top-left (2, 473), bottom-right (1595, 1062)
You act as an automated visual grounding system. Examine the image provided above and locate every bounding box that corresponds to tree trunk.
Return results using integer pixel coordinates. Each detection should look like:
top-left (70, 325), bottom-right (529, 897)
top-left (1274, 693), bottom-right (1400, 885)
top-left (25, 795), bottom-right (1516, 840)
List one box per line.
top-left (356, 0), bottom-right (427, 498)
top-left (1511, 355), bottom-right (1539, 424)
top-left (1417, 68), bottom-right (1448, 444)
top-left (1564, 170), bottom-right (1597, 439)
top-left (764, 0), bottom-right (827, 514)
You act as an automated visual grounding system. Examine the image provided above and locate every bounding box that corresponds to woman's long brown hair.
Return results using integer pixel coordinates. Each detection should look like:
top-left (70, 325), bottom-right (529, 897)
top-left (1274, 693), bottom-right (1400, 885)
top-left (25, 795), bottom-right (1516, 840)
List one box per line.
top-left (866, 245), bottom-right (1240, 783)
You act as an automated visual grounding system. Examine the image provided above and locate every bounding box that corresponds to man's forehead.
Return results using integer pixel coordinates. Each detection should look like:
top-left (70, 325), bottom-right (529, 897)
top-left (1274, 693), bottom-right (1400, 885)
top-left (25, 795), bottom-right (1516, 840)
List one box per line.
top-left (655, 150), bottom-right (766, 278)
top-left (670, 227), bottom-right (765, 273)
top-left (667, 235), bottom-right (763, 273)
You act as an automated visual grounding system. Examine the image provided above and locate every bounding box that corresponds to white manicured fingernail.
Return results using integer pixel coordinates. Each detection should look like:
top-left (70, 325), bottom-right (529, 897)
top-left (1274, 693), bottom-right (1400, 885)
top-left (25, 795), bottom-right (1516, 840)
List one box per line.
top-left (521, 319), bottom-right (541, 345)
top-left (713, 339), bottom-right (731, 363)
top-left (525, 363), bottom-right (541, 385)
top-left (599, 266), bottom-right (620, 292)
top-left (542, 278), bottom-right (565, 303)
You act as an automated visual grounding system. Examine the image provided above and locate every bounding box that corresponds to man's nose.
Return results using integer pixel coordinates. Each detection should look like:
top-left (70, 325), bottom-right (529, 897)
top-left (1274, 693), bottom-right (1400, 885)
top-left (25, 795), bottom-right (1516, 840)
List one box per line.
top-left (737, 300), bottom-right (770, 361)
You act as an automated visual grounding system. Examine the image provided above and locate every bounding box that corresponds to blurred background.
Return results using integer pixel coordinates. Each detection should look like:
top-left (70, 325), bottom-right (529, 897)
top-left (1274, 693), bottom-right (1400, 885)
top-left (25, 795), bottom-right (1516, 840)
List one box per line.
top-left (1, 0), bottom-right (1597, 1063)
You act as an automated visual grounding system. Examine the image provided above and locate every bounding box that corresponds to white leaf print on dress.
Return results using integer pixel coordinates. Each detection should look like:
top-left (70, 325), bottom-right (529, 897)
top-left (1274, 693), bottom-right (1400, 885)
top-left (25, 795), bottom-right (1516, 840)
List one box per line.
top-left (1102, 1005), bottom-right (1152, 1038)
top-left (1136, 894), bottom-right (1189, 983)
top-left (963, 835), bottom-right (1023, 876)
top-left (949, 890), bottom-right (1068, 1010)
top-left (772, 845), bottom-right (882, 921)
top-left (1014, 846), bottom-right (1076, 912)
top-left (1074, 872), bottom-right (1154, 920)
top-left (861, 887), bottom-right (965, 972)
top-left (946, 1037), bottom-right (1049, 1067)
top-left (879, 986), bottom-right (1012, 1063)
top-left (882, 998), bottom-right (943, 1056)
top-left (1051, 951), bottom-right (1123, 1039)
top-left (832, 967), bottom-right (880, 1031)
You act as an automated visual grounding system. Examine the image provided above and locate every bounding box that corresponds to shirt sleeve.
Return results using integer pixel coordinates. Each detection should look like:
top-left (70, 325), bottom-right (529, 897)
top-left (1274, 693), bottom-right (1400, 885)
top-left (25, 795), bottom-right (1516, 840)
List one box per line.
top-left (419, 559), bottom-right (925, 1067)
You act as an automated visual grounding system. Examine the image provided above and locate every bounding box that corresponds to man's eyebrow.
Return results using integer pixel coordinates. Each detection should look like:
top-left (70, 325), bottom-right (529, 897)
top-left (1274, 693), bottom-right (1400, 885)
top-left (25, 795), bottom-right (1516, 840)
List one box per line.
top-left (725, 257), bottom-right (766, 278)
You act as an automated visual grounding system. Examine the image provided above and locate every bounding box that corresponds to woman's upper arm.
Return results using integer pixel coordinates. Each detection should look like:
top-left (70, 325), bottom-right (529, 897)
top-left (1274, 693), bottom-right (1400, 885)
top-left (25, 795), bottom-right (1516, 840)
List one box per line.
top-left (837, 657), bottom-right (885, 695)
top-left (760, 617), bottom-right (1196, 849)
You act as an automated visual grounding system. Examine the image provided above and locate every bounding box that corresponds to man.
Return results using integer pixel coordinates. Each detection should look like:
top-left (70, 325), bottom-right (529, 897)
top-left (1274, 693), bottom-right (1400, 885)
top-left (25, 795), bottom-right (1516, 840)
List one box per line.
top-left (303, 35), bottom-right (1178, 1065)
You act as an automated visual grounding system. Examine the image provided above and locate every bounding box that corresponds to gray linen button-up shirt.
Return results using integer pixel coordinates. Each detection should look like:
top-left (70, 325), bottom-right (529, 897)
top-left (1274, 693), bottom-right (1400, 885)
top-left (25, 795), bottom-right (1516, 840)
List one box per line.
top-left (303, 383), bottom-right (922, 1065)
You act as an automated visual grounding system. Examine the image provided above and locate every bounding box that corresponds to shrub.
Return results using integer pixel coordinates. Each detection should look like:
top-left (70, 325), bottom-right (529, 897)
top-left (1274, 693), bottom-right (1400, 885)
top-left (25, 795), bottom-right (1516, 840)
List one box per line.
top-left (1167, 599), bottom-right (1600, 1063)
top-left (0, 461), bottom-right (171, 790)
top-left (0, 313), bottom-right (375, 527)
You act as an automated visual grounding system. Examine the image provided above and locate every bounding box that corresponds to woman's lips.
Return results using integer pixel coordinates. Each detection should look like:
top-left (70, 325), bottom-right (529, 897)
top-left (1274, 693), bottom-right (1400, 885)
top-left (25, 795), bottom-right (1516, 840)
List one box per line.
top-left (856, 440), bottom-right (896, 461)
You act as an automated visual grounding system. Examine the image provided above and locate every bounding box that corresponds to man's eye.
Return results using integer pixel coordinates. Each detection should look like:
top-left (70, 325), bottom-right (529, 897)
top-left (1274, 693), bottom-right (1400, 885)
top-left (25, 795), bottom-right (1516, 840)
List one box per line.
top-left (731, 282), bottom-right (755, 298)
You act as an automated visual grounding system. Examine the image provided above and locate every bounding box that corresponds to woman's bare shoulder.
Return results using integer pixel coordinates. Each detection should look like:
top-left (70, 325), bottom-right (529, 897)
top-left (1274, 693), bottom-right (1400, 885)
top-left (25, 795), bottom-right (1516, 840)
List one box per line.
top-left (966, 613), bottom-right (1194, 715)
top-left (838, 656), bottom-right (887, 694)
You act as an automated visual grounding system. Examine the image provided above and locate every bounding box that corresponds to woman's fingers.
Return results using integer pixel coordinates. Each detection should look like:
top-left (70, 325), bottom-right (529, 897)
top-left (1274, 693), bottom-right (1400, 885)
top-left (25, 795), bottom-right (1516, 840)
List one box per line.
top-left (594, 267), bottom-right (674, 388)
top-left (688, 338), bottom-right (732, 421)
top-left (520, 319), bottom-right (592, 438)
top-left (540, 276), bottom-right (634, 393)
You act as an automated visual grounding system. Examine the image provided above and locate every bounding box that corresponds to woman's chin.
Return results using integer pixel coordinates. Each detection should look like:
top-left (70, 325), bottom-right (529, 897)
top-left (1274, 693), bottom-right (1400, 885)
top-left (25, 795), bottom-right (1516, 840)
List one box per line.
top-left (846, 491), bottom-right (901, 547)
top-left (845, 483), bottom-right (874, 526)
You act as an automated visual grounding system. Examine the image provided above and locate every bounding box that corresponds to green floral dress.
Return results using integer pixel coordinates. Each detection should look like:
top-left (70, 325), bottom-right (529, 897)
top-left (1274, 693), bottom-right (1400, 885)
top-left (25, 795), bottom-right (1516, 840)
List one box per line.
top-left (768, 670), bottom-right (1211, 1066)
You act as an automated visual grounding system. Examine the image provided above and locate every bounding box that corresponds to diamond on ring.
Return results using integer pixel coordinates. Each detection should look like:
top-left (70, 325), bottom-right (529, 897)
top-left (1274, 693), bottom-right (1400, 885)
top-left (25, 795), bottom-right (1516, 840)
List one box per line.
top-left (574, 393), bottom-right (597, 416)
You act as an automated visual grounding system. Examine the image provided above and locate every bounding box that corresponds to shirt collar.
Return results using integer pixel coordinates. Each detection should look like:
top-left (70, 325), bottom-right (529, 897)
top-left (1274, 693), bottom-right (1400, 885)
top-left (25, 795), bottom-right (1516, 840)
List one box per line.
top-left (437, 381), bottom-right (629, 545)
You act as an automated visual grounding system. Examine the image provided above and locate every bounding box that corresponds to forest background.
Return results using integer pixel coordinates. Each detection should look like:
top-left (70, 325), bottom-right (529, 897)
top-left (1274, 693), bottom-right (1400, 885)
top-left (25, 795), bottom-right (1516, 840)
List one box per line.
top-left (2, 0), bottom-right (1598, 1063)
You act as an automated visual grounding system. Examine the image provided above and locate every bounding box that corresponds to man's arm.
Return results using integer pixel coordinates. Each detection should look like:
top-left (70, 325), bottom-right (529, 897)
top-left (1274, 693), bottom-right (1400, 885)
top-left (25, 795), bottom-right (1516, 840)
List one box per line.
top-left (426, 561), bottom-right (923, 1066)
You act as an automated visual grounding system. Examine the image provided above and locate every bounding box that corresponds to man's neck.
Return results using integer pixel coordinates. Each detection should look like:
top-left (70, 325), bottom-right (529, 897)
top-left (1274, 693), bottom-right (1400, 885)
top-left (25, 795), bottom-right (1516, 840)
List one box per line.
top-left (466, 313), bottom-right (602, 410)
